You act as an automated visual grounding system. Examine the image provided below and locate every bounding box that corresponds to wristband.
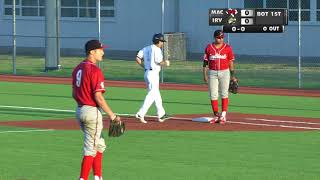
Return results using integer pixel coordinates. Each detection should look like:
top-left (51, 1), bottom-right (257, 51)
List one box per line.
top-left (230, 70), bottom-right (235, 77)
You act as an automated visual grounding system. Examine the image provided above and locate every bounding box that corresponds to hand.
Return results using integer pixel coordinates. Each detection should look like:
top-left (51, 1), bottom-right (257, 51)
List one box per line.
top-left (111, 115), bottom-right (121, 123)
top-left (231, 76), bottom-right (238, 82)
top-left (203, 76), bottom-right (208, 84)
top-left (165, 60), bottom-right (170, 66)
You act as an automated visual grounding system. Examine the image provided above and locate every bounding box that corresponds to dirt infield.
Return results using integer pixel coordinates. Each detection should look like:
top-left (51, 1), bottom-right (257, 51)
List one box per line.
top-left (1, 75), bottom-right (319, 97)
top-left (1, 113), bottom-right (320, 132)
top-left (0, 75), bottom-right (319, 132)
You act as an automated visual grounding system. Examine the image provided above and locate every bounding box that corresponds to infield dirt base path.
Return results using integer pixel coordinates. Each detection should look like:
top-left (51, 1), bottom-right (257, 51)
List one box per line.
top-left (0, 75), bottom-right (319, 132)
top-left (1, 113), bottom-right (320, 132)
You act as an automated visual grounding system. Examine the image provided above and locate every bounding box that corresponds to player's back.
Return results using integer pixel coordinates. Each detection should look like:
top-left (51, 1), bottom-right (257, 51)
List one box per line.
top-left (72, 60), bottom-right (103, 107)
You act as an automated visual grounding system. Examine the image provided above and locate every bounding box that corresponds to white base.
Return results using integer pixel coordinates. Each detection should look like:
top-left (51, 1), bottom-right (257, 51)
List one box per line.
top-left (192, 117), bottom-right (213, 123)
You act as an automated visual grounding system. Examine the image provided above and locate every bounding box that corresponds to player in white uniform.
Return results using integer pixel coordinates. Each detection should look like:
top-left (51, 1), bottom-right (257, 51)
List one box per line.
top-left (135, 33), bottom-right (170, 123)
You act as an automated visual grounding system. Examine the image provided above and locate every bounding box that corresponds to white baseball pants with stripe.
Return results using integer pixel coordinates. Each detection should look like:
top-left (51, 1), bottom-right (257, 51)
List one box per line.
top-left (208, 69), bottom-right (230, 100)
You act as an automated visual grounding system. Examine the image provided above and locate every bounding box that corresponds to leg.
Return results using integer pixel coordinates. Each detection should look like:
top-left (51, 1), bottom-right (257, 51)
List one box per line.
top-left (218, 70), bottom-right (231, 124)
top-left (93, 109), bottom-right (106, 179)
top-left (151, 73), bottom-right (166, 118)
top-left (136, 71), bottom-right (156, 117)
top-left (77, 106), bottom-right (106, 180)
top-left (208, 70), bottom-right (221, 124)
top-left (219, 70), bottom-right (230, 112)
top-left (208, 70), bottom-right (219, 113)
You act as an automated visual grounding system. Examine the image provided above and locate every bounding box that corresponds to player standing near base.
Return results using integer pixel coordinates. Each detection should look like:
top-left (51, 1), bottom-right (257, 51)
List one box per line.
top-left (135, 33), bottom-right (171, 123)
top-left (72, 39), bottom-right (121, 180)
top-left (203, 30), bottom-right (237, 124)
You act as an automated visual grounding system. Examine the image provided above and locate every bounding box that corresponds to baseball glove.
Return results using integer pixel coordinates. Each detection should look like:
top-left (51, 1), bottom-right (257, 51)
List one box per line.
top-left (229, 78), bottom-right (239, 94)
top-left (108, 119), bottom-right (125, 137)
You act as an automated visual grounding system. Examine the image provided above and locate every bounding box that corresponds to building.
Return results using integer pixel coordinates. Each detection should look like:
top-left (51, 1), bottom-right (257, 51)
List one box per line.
top-left (0, 0), bottom-right (319, 59)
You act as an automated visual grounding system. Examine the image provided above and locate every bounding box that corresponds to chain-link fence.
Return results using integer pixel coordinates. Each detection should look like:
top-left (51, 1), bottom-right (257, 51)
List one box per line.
top-left (0, 0), bottom-right (319, 89)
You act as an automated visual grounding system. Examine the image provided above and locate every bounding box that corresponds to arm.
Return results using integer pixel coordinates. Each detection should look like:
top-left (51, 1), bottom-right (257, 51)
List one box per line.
top-left (136, 57), bottom-right (145, 69)
top-left (229, 61), bottom-right (236, 80)
top-left (94, 91), bottom-right (118, 121)
top-left (158, 60), bottom-right (170, 67)
top-left (203, 61), bottom-right (208, 84)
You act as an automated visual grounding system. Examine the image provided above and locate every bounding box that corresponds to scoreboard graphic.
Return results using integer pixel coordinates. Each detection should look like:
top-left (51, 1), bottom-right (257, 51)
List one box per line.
top-left (209, 8), bottom-right (288, 33)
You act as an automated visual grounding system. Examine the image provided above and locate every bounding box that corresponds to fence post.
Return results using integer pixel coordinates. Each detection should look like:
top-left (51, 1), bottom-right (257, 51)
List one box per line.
top-left (12, 0), bottom-right (16, 75)
top-left (298, 0), bottom-right (302, 88)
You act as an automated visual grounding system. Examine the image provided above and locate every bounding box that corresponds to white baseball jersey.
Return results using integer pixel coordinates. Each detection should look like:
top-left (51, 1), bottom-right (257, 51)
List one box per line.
top-left (137, 44), bottom-right (163, 72)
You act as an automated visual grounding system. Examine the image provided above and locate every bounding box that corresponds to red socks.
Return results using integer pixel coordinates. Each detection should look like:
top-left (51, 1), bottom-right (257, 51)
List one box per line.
top-left (80, 156), bottom-right (94, 180)
top-left (93, 152), bottom-right (103, 177)
top-left (222, 98), bottom-right (229, 112)
top-left (211, 98), bottom-right (229, 113)
top-left (211, 100), bottom-right (219, 113)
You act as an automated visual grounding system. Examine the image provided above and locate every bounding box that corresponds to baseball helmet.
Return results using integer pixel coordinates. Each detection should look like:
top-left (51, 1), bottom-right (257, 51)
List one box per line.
top-left (152, 33), bottom-right (166, 44)
top-left (214, 30), bottom-right (224, 38)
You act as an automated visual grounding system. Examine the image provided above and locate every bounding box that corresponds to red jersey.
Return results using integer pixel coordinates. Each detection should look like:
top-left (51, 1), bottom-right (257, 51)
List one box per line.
top-left (203, 43), bottom-right (235, 70)
top-left (72, 60), bottom-right (105, 107)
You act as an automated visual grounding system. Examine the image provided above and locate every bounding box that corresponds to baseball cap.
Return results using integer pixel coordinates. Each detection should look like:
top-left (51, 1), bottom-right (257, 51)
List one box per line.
top-left (152, 33), bottom-right (167, 43)
top-left (214, 30), bottom-right (224, 38)
top-left (85, 39), bottom-right (107, 53)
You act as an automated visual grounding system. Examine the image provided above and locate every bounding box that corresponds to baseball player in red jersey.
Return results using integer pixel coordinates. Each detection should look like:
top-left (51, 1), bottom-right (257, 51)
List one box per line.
top-left (72, 39), bottom-right (121, 180)
top-left (203, 30), bottom-right (237, 124)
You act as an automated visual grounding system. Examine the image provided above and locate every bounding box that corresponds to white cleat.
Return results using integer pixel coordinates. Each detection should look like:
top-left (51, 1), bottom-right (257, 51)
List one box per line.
top-left (136, 114), bottom-right (147, 123)
top-left (158, 114), bottom-right (170, 122)
top-left (94, 175), bottom-right (103, 180)
top-left (219, 111), bottom-right (227, 124)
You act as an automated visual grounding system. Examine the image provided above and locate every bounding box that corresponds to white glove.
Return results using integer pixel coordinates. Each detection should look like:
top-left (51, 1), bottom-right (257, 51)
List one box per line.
top-left (165, 60), bottom-right (170, 66)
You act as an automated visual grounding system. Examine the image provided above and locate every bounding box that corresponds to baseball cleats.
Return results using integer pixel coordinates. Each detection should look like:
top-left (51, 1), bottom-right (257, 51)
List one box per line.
top-left (135, 114), bottom-right (147, 124)
top-left (159, 114), bottom-right (170, 122)
top-left (94, 176), bottom-right (103, 180)
top-left (219, 115), bottom-right (227, 124)
top-left (209, 112), bottom-right (221, 124)
top-left (218, 111), bottom-right (227, 124)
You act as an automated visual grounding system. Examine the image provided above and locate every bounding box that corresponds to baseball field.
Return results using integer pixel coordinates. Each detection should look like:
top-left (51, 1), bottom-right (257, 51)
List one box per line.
top-left (0, 74), bottom-right (319, 180)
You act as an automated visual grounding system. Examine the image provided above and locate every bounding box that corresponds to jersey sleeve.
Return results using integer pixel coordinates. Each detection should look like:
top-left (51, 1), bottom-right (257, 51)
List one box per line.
top-left (92, 68), bottom-right (105, 94)
top-left (228, 46), bottom-right (235, 61)
top-left (137, 49), bottom-right (144, 59)
top-left (154, 48), bottom-right (163, 64)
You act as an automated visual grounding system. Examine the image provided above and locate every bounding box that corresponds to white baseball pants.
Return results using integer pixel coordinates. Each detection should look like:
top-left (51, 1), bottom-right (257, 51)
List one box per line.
top-left (137, 70), bottom-right (165, 118)
top-left (208, 69), bottom-right (230, 100)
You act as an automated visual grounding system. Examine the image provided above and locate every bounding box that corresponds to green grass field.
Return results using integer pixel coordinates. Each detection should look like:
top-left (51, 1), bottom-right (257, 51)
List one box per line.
top-left (0, 55), bottom-right (319, 88)
top-left (0, 81), bottom-right (320, 180)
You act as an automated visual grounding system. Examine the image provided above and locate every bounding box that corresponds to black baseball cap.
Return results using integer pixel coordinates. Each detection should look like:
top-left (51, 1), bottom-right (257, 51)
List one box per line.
top-left (152, 33), bottom-right (167, 43)
top-left (214, 30), bottom-right (224, 38)
top-left (85, 39), bottom-right (107, 53)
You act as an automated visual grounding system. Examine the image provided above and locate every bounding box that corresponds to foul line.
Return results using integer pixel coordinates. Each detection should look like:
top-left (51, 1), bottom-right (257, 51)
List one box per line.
top-left (0, 105), bottom-right (75, 113)
top-left (229, 121), bottom-right (320, 130)
top-left (245, 118), bottom-right (320, 125)
top-left (0, 129), bottom-right (54, 134)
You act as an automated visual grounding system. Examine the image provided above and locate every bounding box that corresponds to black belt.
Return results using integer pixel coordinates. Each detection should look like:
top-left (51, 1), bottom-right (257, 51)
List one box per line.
top-left (145, 68), bottom-right (152, 71)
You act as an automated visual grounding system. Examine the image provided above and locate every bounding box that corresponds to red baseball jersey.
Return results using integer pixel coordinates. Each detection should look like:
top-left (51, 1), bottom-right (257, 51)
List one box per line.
top-left (203, 43), bottom-right (235, 70)
top-left (72, 60), bottom-right (105, 107)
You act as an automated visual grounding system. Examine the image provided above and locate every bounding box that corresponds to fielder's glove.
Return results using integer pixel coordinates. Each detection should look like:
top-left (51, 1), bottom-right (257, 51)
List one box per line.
top-left (229, 78), bottom-right (239, 94)
top-left (108, 117), bottom-right (125, 137)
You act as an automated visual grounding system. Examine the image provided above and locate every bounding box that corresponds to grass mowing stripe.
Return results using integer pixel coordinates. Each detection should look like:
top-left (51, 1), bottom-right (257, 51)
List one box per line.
top-left (0, 129), bottom-right (54, 134)
top-left (1, 82), bottom-right (319, 120)
top-left (0, 130), bottom-right (320, 180)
